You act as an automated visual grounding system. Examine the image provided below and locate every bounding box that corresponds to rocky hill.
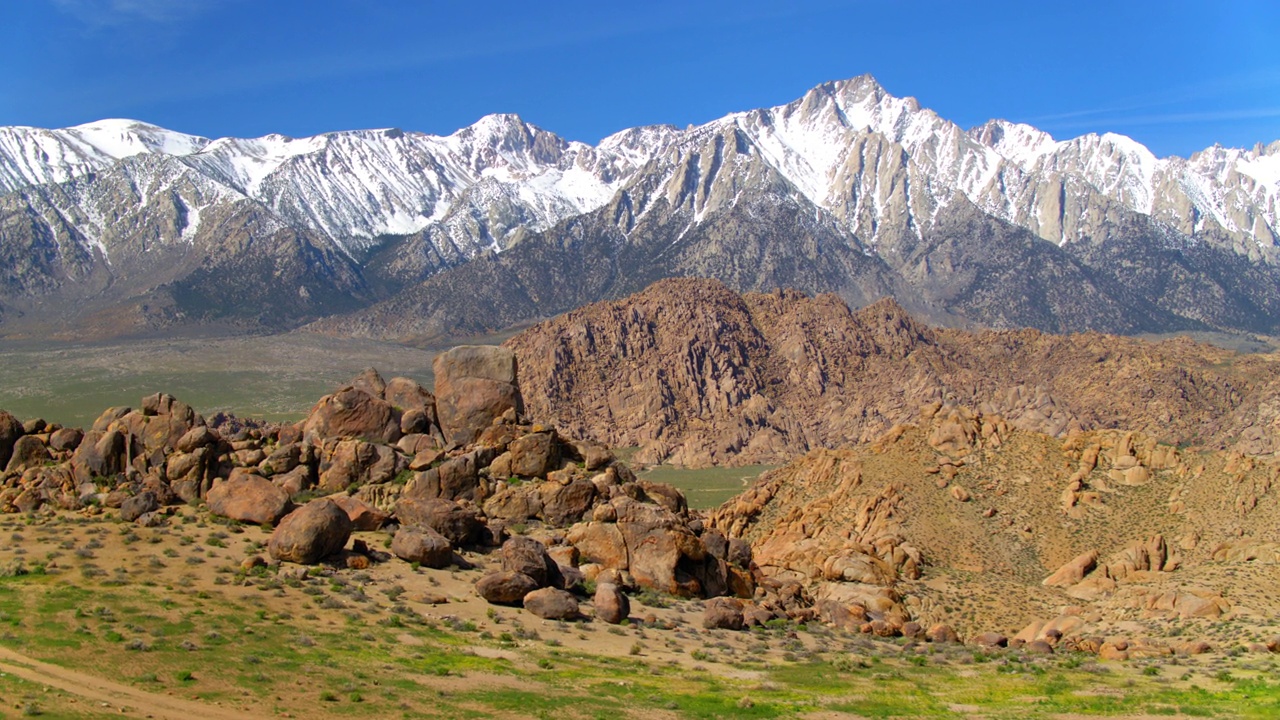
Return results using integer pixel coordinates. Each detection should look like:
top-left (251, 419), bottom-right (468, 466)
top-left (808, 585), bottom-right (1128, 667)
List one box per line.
top-left (3, 345), bottom-right (1280, 660)
top-left (708, 405), bottom-right (1280, 652)
top-left (506, 277), bottom-right (1280, 466)
top-left (2, 76), bottom-right (1279, 338)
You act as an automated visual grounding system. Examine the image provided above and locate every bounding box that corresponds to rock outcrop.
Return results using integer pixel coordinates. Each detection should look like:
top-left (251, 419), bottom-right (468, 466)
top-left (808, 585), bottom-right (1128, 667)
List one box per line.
top-left (508, 278), bottom-right (1280, 466)
top-left (707, 402), bottom-right (1280, 648)
top-left (268, 499), bottom-right (353, 565)
top-left (432, 345), bottom-right (522, 446)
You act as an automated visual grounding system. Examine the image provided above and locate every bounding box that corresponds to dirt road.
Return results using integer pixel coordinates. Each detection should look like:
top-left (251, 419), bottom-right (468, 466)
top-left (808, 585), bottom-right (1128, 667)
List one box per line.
top-left (0, 645), bottom-right (269, 719)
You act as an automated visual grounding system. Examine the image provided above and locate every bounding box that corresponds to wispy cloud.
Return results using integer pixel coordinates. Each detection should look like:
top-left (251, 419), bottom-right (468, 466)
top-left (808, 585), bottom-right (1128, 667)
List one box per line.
top-left (1023, 69), bottom-right (1280, 128)
top-left (50, 0), bottom-right (229, 28)
top-left (1040, 107), bottom-right (1280, 133)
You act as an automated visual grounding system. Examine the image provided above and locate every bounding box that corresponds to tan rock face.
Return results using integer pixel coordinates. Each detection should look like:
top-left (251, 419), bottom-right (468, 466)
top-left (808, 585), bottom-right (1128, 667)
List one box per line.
top-left (593, 583), bottom-right (630, 624)
top-left (268, 499), bottom-right (353, 565)
top-left (508, 277), bottom-right (1280, 467)
top-left (391, 525), bottom-right (452, 568)
top-left (708, 405), bottom-right (1280, 643)
top-left (303, 388), bottom-right (401, 445)
top-left (433, 345), bottom-right (522, 445)
top-left (207, 470), bottom-right (292, 525)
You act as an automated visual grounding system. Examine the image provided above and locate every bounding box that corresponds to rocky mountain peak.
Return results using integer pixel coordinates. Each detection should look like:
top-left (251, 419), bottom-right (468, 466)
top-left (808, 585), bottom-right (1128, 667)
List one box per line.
top-left (1, 76), bottom-right (1279, 339)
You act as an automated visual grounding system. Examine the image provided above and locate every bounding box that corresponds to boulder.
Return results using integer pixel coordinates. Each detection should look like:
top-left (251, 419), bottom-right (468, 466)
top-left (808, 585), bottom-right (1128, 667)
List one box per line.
top-left (926, 624), bottom-right (961, 644)
top-left (400, 408), bottom-right (429, 435)
top-left (272, 465), bottom-right (313, 497)
top-left (262, 441), bottom-right (305, 475)
top-left (207, 470), bottom-right (293, 525)
top-left (432, 345), bottom-right (521, 445)
top-left (402, 449), bottom-right (491, 502)
top-left (540, 477), bottom-right (597, 526)
top-left (48, 427), bottom-right (84, 452)
top-left (348, 368), bottom-right (387, 398)
top-left (553, 563), bottom-right (585, 591)
top-left (616, 499), bottom-right (705, 596)
top-left (476, 571), bottom-right (539, 605)
top-left (5, 435), bottom-right (49, 473)
top-left (302, 388), bottom-right (400, 444)
top-left (593, 582), bottom-right (630, 624)
top-left (634, 481), bottom-right (687, 515)
top-left (727, 538), bottom-right (753, 570)
top-left (506, 432), bottom-right (560, 478)
top-left (394, 497), bottom-right (483, 546)
top-left (329, 494), bottom-right (391, 530)
top-left (1025, 640), bottom-right (1055, 655)
top-left (547, 545), bottom-right (579, 567)
top-left (399, 433), bottom-right (439, 456)
top-left (1043, 550), bottom-right (1099, 587)
top-left (318, 439), bottom-right (398, 492)
top-left (971, 632), bottom-right (1009, 648)
top-left (523, 587), bottom-right (579, 620)
top-left (268, 499), bottom-right (353, 564)
top-left (176, 426), bottom-right (218, 454)
top-left (391, 526), bottom-right (453, 568)
top-left (91, 406), bottom-right (131, 433)
top-left (120, 490), bottom-right (160, 522)
top-left (131, 394), bottom-right (204, 452)
top-left (565, 521), bottom-right (629, 570)
top-left (703, 597), bottom-right (745, 630)
top-left (70, 429), bottom-right (127, 485)
top-left (571, 439), bottom-right (614, 472)
top-left (501, 536), bottom-right (556, 587)
top-left (384, 377), bottom-right (437, 415)
top-left (483, 482), bottom-right (544, 522)
top-left (167, 447), bottom-right (215, 503)
top-left (0, 411), bottom-right (26, 467)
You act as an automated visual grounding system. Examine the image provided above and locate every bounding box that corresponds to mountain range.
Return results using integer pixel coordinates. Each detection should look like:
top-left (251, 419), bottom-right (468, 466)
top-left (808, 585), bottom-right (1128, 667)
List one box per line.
top-left (1, 75), bottom-right (1277, 340)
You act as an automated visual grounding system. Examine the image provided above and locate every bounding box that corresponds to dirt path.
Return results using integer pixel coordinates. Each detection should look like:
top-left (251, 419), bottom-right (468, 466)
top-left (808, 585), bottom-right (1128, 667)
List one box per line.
top-left (0, 646), bottom-right (268, 720)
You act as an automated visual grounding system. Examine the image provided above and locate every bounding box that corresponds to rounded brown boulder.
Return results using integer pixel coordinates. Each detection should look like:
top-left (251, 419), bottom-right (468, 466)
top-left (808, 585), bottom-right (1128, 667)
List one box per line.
top-left (394, 497), bottom-right (483, 546)
top-left (207, 470), bottom-right (292, 525)
top-left (971, 631), bottom-right (1009, 648)
top-left (0, 410), bottom-right (24, 468)
top-left (523, 587), bottom-right (579, 620)
top-left (593, 582), bottom-right (630, 624)
top-left (1025, 639), bottom-right (1055, 655)
top-left (501, 536), bottom-right (555, 587)
top-left (302, 388), bottom-right (401, 444)
top-left (432, 345), bottom-right (521, 445)
top-left (926, 623), bottom-right (961, 644)
top-left (120, 490), bottom-right (160, 523)
top-left (476, 571), bottom-right (539, 605)
top-left (392, 525), bottom-right (453, 569)
top-left (702, 597), bottom-right (745, 630)
top-left (268, 498), bottom-right (353, 564)
top-left (5, 435), bottom-right (50, 473)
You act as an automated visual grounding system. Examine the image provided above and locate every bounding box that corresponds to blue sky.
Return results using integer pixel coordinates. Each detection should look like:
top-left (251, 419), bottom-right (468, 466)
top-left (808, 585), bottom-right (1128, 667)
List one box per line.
top-left (2, 0), bottom-right (1276, 158)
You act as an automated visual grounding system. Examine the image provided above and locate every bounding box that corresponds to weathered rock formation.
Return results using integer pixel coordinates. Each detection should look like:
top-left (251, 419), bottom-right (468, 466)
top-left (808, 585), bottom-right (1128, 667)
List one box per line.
top-left (509, 278), bottom-right (1280, 466)
top-left (708, 401), bottom-right (1280, 650)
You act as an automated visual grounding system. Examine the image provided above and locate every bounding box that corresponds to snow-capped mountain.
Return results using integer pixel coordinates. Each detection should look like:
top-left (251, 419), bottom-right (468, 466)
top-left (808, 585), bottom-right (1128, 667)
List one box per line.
top-left (0, 75), bottom-right (1278, 339)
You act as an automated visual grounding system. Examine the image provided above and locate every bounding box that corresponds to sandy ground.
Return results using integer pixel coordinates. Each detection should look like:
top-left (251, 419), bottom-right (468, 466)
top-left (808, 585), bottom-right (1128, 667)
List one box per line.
top-left (0, 644), bottom-right (268, 720)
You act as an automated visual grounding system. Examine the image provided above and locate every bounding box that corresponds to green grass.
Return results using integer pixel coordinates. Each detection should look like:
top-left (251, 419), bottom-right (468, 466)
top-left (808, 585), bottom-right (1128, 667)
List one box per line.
top-left (639, 464), bottom-right (774, 509)
top-left (5, 515), bottom-right (1280, 718)
top-left (0, 333), bottom-right (441, 427)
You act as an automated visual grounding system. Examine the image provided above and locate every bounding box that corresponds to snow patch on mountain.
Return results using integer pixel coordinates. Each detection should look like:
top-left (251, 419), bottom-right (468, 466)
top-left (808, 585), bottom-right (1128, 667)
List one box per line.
top-left (1239, 151), bottom-right (1280, 188)
top-left (67, 119), bottom-right (210, 158)
top-left (0, 76), bottom-right (1276, 266)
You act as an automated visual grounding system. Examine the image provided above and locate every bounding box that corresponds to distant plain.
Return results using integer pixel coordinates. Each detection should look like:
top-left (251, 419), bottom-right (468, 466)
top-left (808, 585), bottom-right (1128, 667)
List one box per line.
top-left (0, 332), bottom-right (445, 428)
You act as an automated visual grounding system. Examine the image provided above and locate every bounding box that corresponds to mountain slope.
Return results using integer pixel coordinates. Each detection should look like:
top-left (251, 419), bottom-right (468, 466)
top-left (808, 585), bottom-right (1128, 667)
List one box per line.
top-left (504, 278), bottom-right (1280, 466)
top-left (1, 75), bottom-right (1278, 337)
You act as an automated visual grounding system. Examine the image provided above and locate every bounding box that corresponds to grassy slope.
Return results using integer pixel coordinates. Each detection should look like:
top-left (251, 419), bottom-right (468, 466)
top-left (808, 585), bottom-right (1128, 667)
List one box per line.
top-left (2, 511), bottom-right (1280, 719)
